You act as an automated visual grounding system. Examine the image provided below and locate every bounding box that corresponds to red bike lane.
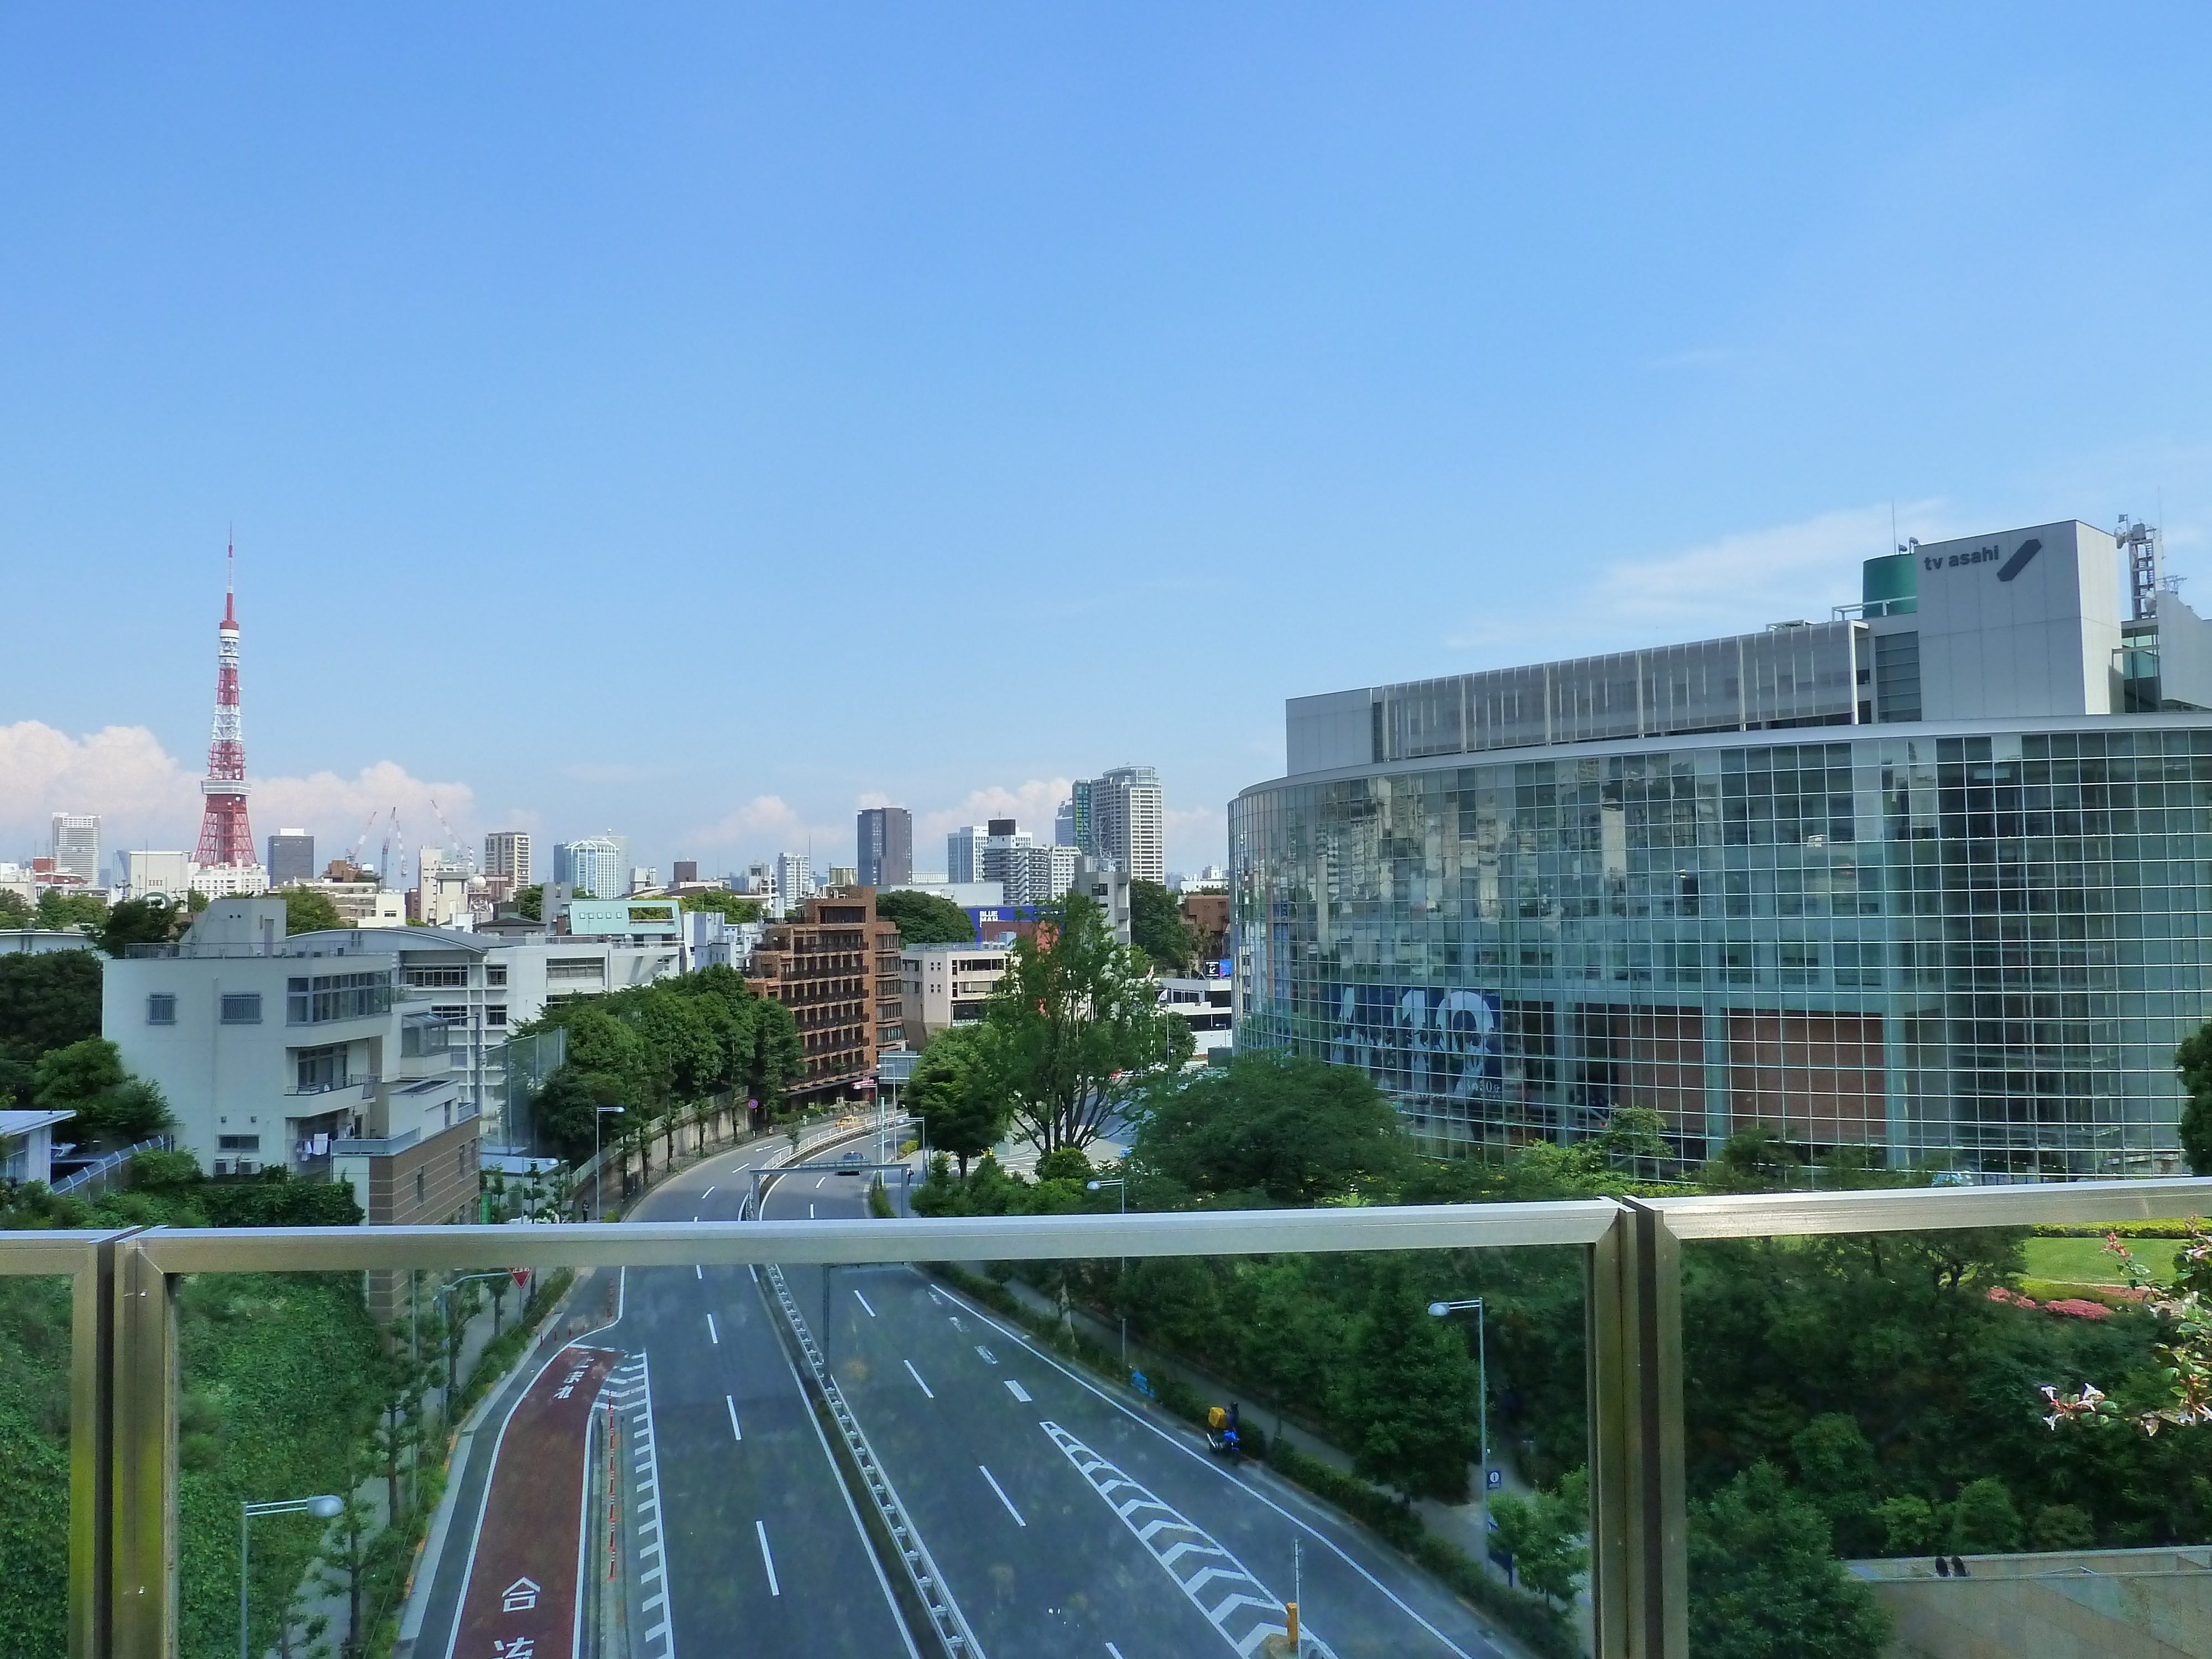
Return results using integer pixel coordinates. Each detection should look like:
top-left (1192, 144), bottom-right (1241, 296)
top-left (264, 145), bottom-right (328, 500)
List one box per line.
top-left (448, 1344), bottom-right (624, 1659)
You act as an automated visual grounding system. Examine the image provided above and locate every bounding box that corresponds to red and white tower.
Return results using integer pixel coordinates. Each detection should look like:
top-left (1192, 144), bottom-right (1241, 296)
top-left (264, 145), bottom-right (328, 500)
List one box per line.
top-left (192, 545), bottom-right (258, 868)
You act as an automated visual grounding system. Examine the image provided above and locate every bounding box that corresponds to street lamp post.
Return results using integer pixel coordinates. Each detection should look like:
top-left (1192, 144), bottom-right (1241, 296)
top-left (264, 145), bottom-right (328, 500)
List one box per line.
top-left (1428, 1297), bottom-right (1488, 1491)
top-left (590, 1105), bottom-right (624, 1220)
top-left (241, 1494), bottom-right (345, 1659)
top-left (1086, 1176), bottom-right (1128, 1369)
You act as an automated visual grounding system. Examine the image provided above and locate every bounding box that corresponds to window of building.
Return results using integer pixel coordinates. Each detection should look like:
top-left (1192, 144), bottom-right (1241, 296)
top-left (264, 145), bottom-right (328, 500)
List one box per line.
top-left (415, 1168), bottom-right (426, 1205)
top-left (295, 1045), bottom-right (347, 1093)
top-left (286, 971), bottom-right (394, 1025)
top-left (146, 993), bottom-right (176, 1026)
top-left (486, 965), bottom-right (508, 987)
top-left (485, 1005), bottom-right (507, 1027)
top-left (220, 993), bottom-right (262, 1025)
top-left (217, 1135), bottom-right (261, 1152)
top-left (405, 966), bottom-right (469, 988)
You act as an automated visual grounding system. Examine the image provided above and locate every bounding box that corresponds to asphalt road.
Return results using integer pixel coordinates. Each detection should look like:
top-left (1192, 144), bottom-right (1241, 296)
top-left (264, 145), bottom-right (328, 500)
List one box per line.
top-left (424, 1129), bottom-right (1512, 1659)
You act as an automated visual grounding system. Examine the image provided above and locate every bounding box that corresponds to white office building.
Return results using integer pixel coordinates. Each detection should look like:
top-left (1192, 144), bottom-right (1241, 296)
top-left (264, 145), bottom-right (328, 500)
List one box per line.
top-left (773, 852), bottom-right (815, 918)
top-left (484, 831), bottom-right (533, 885)
top-left (1159, 977), bottom-right (1235, 1060)
top-left (114, 851), bottom-right (193, 902)
top-left (555, 837), bottom-right (626, 900)
top-left (50, 814), bottom-right (100, 883)
top-left (946, 825), bottom-right (986, 884)
top-left (1089, 765), bottom-right (1166, 885)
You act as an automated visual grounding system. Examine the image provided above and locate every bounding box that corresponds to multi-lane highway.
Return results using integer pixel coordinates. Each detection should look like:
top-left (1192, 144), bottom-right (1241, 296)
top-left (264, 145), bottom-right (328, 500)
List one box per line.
top-left (422, 1130), bottom-right (1512, 1659)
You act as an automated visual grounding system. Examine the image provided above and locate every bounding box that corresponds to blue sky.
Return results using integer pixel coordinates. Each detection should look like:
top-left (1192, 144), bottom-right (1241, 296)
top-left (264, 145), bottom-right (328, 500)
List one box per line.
top-left (5, 4), bottom-right (2210, 880)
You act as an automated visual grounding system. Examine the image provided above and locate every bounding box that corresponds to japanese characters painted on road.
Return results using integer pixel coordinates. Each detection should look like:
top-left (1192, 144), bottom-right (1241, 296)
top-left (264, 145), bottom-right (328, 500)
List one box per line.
top-left (453, 1344), bottom-right (623, 1659)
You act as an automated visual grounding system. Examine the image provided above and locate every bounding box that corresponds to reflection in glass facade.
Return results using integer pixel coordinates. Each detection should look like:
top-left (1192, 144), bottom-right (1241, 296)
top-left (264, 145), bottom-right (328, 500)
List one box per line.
top-left (1230, 719), bottom-right (2212, 1176)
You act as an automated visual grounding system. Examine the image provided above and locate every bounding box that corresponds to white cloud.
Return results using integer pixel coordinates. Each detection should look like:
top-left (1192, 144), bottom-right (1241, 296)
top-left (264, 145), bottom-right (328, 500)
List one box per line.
top-left (683, 795), bottom-right (847, 864)
top-left (1447, 500), bottom-right (1951, 663)
top-left (0, 720), bottom-right (479, 860)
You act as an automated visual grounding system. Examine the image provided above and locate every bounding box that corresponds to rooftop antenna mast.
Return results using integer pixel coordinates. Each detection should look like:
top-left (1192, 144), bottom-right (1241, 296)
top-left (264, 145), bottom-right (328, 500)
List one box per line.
top-left (2119, 513), bottom-right (2164, 621)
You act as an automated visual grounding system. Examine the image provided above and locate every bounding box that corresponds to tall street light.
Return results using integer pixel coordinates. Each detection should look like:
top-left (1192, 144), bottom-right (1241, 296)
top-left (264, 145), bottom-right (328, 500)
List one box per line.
top-left (591, 1105), bottom-right (624, 1220)
top-left (1428, 1297), bottom-right (1489, 1496)
top-left (241, 1494), bottom-right (345, 1659)
top-left (1087, 1176), bottom-right (1128, 1368)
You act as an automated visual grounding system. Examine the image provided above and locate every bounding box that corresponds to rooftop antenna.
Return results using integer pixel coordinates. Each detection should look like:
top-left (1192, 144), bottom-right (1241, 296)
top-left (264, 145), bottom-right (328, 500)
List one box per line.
top-left (2118, 512), bottom-right (2163, 621)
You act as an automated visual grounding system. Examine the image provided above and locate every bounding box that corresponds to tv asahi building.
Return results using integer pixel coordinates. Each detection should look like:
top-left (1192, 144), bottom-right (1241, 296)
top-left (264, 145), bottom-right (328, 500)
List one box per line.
top-left (1229, 518), bottom-right (2212, 1177)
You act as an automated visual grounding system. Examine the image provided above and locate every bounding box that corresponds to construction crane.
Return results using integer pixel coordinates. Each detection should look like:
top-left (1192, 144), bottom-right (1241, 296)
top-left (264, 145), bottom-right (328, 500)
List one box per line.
top-left (427, 797), bottom-right (474, 873)
top-left (342, 810), bottom-right (382, 869)
top-left (378, 810), bottom-right (406, 892)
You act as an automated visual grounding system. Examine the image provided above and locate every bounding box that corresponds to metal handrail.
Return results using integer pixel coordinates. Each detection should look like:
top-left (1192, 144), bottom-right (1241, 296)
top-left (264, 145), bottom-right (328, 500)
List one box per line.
top-left (11, 1175), bottom-right (2209, 1659)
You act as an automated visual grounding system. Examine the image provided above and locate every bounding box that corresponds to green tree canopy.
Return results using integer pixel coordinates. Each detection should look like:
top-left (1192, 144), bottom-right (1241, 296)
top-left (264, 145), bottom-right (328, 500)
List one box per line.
top-left (0, 889), bottom-right (31, 928)
top-left (1332, 1258), bottom-right (1480, 1500)
top-left (1688, 1463), bottom-right (1890, 1659)
top-left (34, 890), bottom-right (107, 932)
top-left (1489, 1468), bottom-right (1590, 1609)
top-left (1129, 1050), bottom-right (1408, 1207)
top-left (910, 1024), bottom-right (1009, 1177)
top-left (30, 1037), bottom-right (173, 1150)
top-left (278, 884), bottom-right (346, 934)
top-left (982, 894), bottom-right (1192, 1152)
top-left (512, 884), bottom-right (545, 921)
top-left (2176, 1021), bottom-right (2212, 1173)
top-left (680, 889), bottom-right (763, 923)
top-left (1129, 879), bottom-right (1193, 973)
top-left (95, 895), bottom-right (192, 956)
top-left (875, 889), bottom-right (974, 945)
top-left (0, 951), bottom-right (103, 1105)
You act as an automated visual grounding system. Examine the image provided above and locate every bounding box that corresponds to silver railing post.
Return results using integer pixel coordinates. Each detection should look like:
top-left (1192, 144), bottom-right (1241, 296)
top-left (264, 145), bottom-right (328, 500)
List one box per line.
top-left (112, 1235), bottom-right (177, 1659)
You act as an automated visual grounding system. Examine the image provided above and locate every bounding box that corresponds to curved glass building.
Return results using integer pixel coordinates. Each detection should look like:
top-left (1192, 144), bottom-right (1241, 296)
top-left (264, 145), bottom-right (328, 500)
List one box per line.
top-left (1229, 520), bottom-right (2212, 1176)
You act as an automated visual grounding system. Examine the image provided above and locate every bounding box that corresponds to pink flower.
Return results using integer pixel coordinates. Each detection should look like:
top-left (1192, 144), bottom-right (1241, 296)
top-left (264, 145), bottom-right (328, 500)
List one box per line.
top-left (2042, 1298), bottom-right (2112, 1320)
top-left (1986, 1286), bottom-right (2039, 1308)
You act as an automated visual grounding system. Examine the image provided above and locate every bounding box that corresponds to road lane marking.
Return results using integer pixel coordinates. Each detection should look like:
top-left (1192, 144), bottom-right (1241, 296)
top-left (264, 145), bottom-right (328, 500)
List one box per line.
top-left (1107, 1646), bottom-right (1126, 1659)
top-left (706, 1313), bottom-right (719, 1344)
top-left (1005, 1379), bottom-right (1032, 1403)
top-left (1043, 1420), bottom-right (1330, 1657)
top-left (975, 1345), bottom-right (997, 1364)
top-left (692, 1214), bottom-right (698, 1221)
top-left (904, 1359), bottom-right (934, 1398)
top-left (938, 1279), bottom-right (1474, 1658)
top-left (979, 1464), bottom-right (1026, 1526)
top-left (854, 1289), bottom-right (877, 1317)
top-left (814, 1175), bottom-right (826, 1188)
top-left (755, 1520), bottom-right (780, 1595)
top-left (725, 1394), bottom-right (743, 1441)
top-left (695, 1264), bottom-right (703, 1279)
top-left (643, 1594), bottom-right (664, 1612)
top-left (809, 1202), bottom-right (816, 1218)
top-left (703, 1185), bottom-right (715, 1196)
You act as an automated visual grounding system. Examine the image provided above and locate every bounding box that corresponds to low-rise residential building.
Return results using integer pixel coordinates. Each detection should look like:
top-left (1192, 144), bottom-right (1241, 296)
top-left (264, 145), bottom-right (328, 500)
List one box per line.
top-left (1, 930), bottom-right (100, 957)
top-left (898, 941), bottom-right (1013, 1044)
top-left (1, 1109), bottom-right (75, 1185)
top-left (748, 888), bottom-right (904, 1100)
top-left (1159, 976), bottom-right (1235, 1060)
top-left (1181, 891), bottom-right (1230, 968)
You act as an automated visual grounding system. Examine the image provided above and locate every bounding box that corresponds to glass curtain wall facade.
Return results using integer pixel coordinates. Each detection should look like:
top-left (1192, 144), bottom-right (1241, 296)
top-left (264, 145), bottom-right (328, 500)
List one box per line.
top-left (1230, 718), bottom-right (2212, 1176)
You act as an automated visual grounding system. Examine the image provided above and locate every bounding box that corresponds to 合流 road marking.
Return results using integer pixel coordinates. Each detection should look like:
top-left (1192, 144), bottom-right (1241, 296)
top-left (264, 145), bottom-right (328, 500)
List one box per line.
top-left (726, 1394), bottom-right (742, 1441)
top-left (755, 1520), bottom-right (780, 1595)
top-left (979, 1464), bottom-right (1026, 1526)
top-left (904, 1359), bottom-right (934, 1398)
top-left (975, 1345), bottom-right (997, 1364)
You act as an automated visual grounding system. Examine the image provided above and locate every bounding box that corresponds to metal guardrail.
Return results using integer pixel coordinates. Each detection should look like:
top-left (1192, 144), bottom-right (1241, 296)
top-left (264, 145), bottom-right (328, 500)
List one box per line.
top-left (9, 1174), bottom-right (2211, 1658)
top-left (47, 1137), bottom-right (173, 1197)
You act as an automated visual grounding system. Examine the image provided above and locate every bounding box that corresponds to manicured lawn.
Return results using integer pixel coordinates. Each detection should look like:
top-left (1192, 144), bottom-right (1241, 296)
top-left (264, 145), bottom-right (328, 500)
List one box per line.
top-left (2021, 1235), bottom-right (2180, 1286)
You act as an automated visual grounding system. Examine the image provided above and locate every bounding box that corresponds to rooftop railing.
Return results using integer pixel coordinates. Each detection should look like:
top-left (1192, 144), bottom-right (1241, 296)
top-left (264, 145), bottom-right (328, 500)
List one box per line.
top-left (8, 1173), bottom-right (2210, 1658)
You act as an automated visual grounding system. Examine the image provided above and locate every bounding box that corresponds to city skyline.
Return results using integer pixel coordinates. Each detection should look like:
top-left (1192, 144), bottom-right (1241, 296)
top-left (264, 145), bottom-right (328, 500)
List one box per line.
top-left (8, 9), bottom-right (2212, 888)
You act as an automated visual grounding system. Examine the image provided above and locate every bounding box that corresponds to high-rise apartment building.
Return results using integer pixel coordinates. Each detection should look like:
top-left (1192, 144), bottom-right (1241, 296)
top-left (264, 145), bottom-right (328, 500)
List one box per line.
top-left (1000, 841), bottom-right (1078, 905)
top-left (554, 837), bottom-right (624, 900)
top-left (748, 887), bottom-right (905, 1100)
top-left (774, 852), bottom-right (815, 917)
top-left (265, 828), bottom-right (315, 886)
top-left (484, 832), bottom-right (533, 886)
top-left (50, 814), bottom-right (100, 884)
top-left (857, 807), bottom-right (914, 888)
top-left (1062, 781), bottom-right (1093, 853)
top-left (978, 819), bottom-right (1032, 893)
top-left (1088, 765), bottom-right (1166, 885)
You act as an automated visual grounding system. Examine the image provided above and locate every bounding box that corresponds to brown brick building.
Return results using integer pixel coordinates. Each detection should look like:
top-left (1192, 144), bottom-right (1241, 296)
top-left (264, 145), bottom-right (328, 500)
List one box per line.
top-left (749, 887), bottom-right (905, 1101)
top-left (1181, 891), bottom-right (1230, 967)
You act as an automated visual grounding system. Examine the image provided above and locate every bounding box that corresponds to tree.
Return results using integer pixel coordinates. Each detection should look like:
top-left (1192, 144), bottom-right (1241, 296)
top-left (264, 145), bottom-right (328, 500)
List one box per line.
top-left (680, 890), bottom-right (763, 923)
top-left (1130, 1050), bottom-right (1408, 1207)
top-left (1489, 1469), bottom-right (1590, 1608)
top-left (0, 890), bottom-right (30, 928)
top-left (1129, 879), bottom-right (1193, 973)
top-left (512, 884), bottom-right (544, 921)
top-left (529, 1065), bottom-right (632, 1161)
top-left (95, 895), bottom-right (189, 956)
top-left (278, 884), bottom-right (346, 933)
top-left (875, 889), bottom-right (974, 945)
top-left (741, 996), bottom-right (802, 1113)
top-left (1595, 1104), bottom-right (1671, 1167)
top-left (1789, 1413), bottom-right (1881, 1556)
top-left (982, 894), bottom-right (1192, 1154)
top-left (31, 1038), bottom-right (174, 1149)
top-left (0, 950), bottom-right (102, 1074)
top-left (2176, 1021), bottom-right (2212, 1173)
top-left (1948, 1475), bottom-right (2022, 1553)
top-left (1688, 1463), bottom-right (1890, 1659)
top-left (34, 890), bottom-right (106, 932)
top-left (911, 1024), bottom-right (1009, 1177)
top-left (1703, 1124), bottom-right (1803, 1191)
top-left (1333, 1259), bottom-right (1480, 1500)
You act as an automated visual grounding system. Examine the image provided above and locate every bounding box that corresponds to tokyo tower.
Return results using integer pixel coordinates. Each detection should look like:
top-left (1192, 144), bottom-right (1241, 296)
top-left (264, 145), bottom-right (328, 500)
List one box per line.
top-left (192, 545), bottom-right (258, 868)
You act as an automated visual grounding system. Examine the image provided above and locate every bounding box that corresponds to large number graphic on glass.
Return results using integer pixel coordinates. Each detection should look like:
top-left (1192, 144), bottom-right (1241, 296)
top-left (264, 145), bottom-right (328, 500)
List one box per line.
top-left (1327, 984), bottom-right (1502, 1102)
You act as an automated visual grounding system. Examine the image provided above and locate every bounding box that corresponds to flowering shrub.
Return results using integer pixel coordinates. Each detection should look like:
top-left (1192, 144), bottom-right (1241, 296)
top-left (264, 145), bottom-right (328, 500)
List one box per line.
top-left (1986, 1286), bottom-right (2039, 1308)
top-left (2041, 1221), bottom-right (2212, 1434)
top-left (2040, 1298), bottom-right (2111, 1321)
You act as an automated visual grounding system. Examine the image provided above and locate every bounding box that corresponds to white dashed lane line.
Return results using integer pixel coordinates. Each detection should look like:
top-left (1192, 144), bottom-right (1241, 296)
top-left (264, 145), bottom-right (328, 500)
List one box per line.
top-left (755, 1520), bottom-right (780, 1595)
top-left (854, 1288), bottom-right (877, 1317)
top-left (979, 1464), bottom-right (1026, 1526)
top-left (706, 1313), bottom-right (719, 1345)
top-left (904, 1359), bottom-right (934, 1399)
